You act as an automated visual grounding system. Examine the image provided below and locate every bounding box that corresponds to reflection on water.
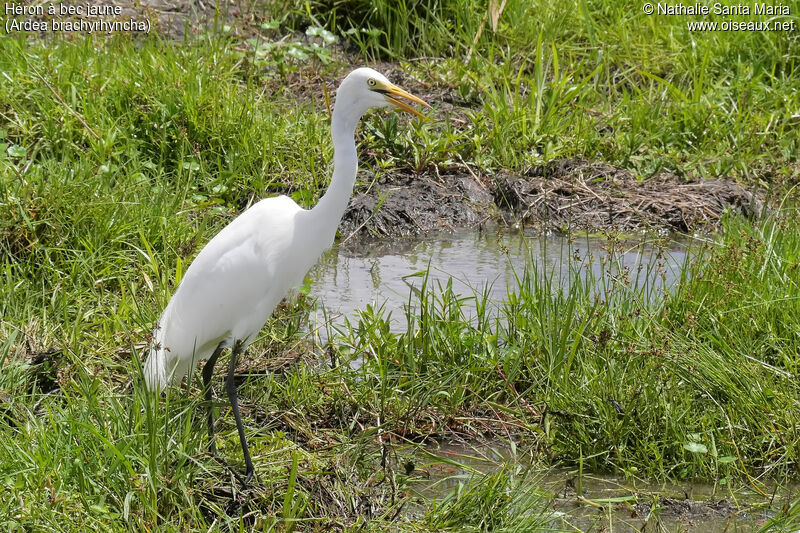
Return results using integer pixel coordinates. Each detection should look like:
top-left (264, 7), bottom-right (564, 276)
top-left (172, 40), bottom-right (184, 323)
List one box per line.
top-left (308, 229), bottom-right (691, 336)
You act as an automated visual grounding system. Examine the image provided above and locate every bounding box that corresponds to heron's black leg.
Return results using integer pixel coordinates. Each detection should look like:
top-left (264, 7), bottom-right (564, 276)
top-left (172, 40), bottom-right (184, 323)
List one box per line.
top-left (202, 343), bottom-right (224, 455)
top-left (226, 339), bottom-right (254, 483)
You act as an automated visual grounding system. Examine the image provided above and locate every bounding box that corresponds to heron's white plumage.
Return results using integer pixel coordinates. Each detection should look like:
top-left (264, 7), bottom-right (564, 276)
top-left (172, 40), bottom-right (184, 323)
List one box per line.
top-left (144, 196), bottom-right (306, 389)
top-left (143, 67), bottom-right (428, 392)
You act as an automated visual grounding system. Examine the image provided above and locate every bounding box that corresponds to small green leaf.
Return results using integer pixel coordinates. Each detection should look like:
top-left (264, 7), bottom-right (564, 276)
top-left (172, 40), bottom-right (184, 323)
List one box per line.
top-left (7, 145), bottom-right (26, 158)
top-left (182, 161), bottom-right (200, 171)
top-left (287, 45), bottom-right (309, 61)
top-left (683, 442), bottom-right (708, 454)
top-left (718, 456), bottom-right (736, 464)
top-left (306, 26), bottom-right (336, 44)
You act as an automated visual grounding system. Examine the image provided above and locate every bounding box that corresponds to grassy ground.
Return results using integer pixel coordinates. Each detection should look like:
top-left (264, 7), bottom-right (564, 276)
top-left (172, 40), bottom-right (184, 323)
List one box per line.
top-left (1, 0), bottom-right (800, 530)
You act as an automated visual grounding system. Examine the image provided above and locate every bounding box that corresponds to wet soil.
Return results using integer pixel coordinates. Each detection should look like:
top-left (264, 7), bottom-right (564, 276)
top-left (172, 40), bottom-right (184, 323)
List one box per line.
top-left (340, 158), bottom-right (763, 239)
top-left (632, 496), bottom-right (742, 522)
top-left (553, 493), bottom-right (764, 532)
top-left (420, 443), bottom-right (782, 532)
top-left (339, 169), bottom-right (495, 240)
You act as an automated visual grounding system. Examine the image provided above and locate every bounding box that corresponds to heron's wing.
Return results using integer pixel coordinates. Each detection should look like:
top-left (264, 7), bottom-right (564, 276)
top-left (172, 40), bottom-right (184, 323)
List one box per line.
top-left (158, 196), bottom-right (305, 360)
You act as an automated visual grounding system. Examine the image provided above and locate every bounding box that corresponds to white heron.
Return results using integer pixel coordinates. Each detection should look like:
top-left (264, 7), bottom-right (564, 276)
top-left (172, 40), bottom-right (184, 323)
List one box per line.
top-left (143, 67), bottom-right (430, 482)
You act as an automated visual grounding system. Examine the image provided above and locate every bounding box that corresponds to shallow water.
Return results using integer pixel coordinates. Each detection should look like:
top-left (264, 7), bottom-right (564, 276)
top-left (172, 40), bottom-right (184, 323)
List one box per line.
top-left (308, 229), bottom-right (691, 337)
top-left (418, 442), bottom-right (791, 532)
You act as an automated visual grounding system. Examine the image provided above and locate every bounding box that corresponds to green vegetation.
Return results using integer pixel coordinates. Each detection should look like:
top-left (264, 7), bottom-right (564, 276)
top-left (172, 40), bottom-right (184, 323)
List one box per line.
top-left (1, 0), bottom-right (799, 530)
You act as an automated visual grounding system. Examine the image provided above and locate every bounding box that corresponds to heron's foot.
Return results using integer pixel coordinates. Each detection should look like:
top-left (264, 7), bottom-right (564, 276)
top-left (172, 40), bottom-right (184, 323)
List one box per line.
top-left (232, 465), bottom-right (260, 489)
top-left (210, 454), bottom-right (246, 484)
top-left (243, 467), bottom-right (258, 486)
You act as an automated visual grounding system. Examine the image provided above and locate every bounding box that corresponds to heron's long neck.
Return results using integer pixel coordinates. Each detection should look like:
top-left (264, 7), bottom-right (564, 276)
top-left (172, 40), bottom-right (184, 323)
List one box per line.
top-left (310, 108), bottom-right (359, 227)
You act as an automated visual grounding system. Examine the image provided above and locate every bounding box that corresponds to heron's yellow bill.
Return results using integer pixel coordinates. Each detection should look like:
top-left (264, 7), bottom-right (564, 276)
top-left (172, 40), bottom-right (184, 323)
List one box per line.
top-left (382, 83), bottom-right (431, 119)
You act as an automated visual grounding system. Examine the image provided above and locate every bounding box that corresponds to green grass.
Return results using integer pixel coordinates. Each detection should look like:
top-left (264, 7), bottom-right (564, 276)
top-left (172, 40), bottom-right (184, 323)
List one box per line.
top-left (1, 0), bottom-right (800, 529)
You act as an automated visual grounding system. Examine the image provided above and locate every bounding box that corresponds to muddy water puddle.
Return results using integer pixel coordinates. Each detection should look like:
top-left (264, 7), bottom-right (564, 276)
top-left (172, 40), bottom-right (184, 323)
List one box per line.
top-left (308, 229), bottom-right (692, 337)
top-left (417, 442), bottom-right (792, 532)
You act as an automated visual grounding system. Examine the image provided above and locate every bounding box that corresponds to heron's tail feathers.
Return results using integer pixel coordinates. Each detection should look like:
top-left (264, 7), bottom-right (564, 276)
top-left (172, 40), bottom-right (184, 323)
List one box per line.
top-left (143, 312), bottom-right (175, 391)
top-left (143, 338), bottom-right (168, 392)
top-left (142, 316), bottom-right (216, 391)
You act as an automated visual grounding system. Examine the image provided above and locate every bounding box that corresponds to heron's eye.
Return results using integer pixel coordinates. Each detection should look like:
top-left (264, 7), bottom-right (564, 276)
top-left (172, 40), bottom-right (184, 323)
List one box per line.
top-left (367, 78), bottom-right (377, 87)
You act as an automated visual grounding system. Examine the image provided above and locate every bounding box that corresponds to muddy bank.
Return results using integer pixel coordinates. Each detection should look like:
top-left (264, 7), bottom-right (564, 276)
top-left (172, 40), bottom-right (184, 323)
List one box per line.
top-left (340, 159), bottom-right (763, 239)
top-left (339, 169), bottom-right (495, 240)
top-left (633, 497), bottom-right (741, 522)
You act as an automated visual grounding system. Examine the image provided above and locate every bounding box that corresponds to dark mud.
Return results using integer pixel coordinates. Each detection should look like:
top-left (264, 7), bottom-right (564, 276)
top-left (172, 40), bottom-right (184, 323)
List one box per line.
top-left (339, 169), bottom-right (495, 240)
top-left (497, 159), bottom-right (763, 233)
top-left (552, 494), bottom-right (764, 532)
top-left (633, 496), bottom-right (742, 522)
top-left (340, 158), bottom-right (763, 239)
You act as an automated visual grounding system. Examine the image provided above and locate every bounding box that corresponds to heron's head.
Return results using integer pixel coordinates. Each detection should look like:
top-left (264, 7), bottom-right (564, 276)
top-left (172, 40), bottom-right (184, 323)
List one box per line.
top-left (335, 67), bottom-right (430, 120)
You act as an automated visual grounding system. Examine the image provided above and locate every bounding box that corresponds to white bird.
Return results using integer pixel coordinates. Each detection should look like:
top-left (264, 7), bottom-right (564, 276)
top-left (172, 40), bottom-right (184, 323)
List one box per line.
top-left (143, 67), bottom-right (429, 482)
